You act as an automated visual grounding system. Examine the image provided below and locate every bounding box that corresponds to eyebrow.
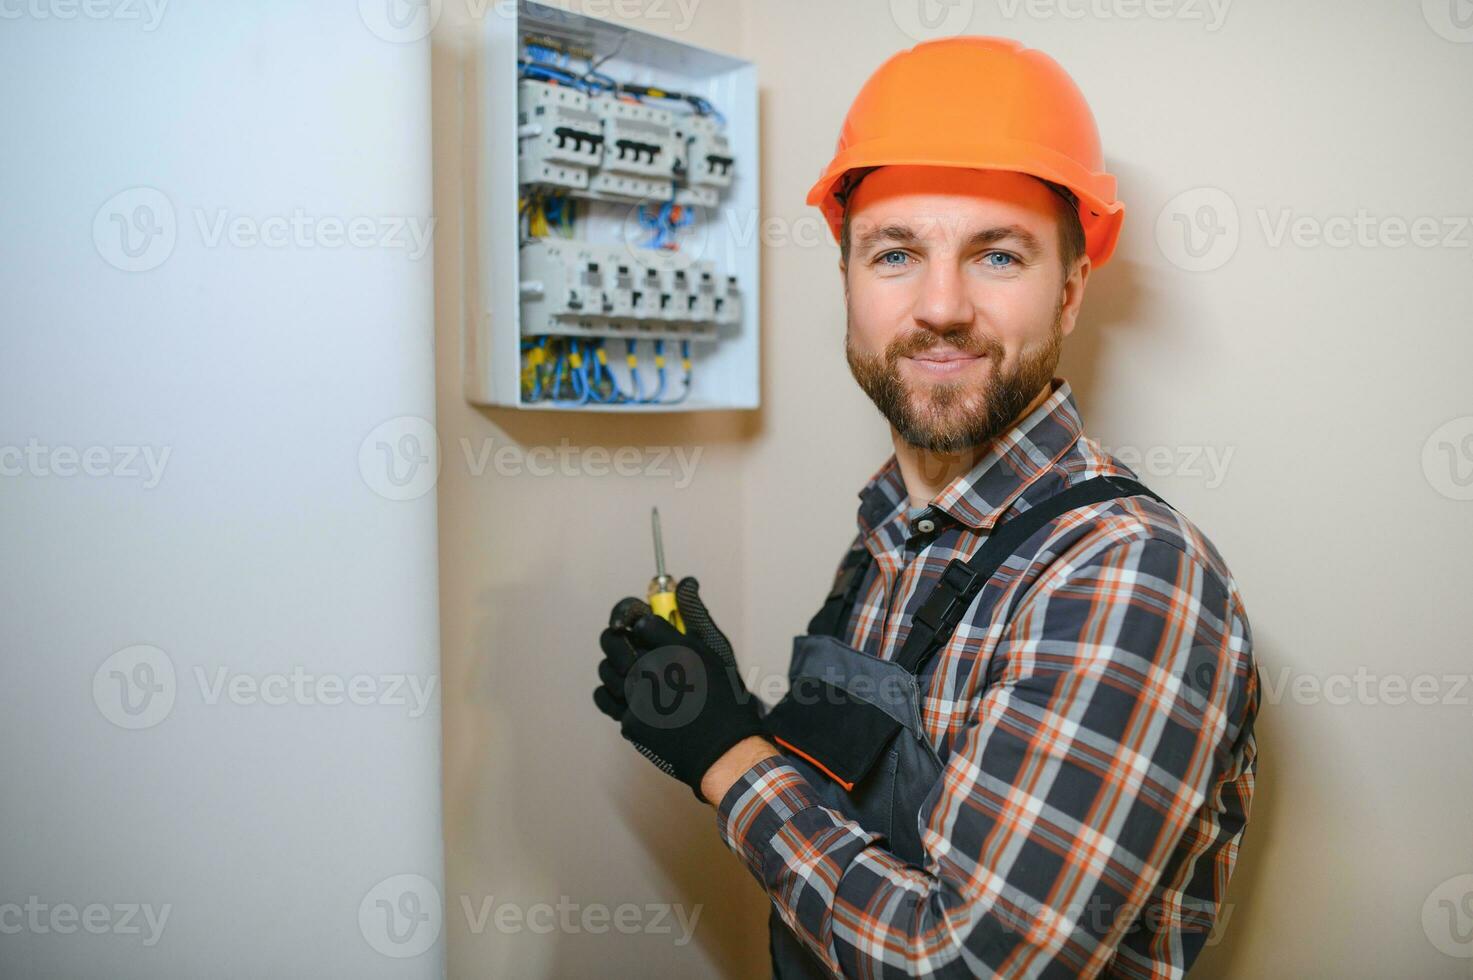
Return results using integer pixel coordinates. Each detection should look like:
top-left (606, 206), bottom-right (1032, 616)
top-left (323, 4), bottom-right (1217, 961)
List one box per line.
top-left (853, 222), bottom-right (1045, 260)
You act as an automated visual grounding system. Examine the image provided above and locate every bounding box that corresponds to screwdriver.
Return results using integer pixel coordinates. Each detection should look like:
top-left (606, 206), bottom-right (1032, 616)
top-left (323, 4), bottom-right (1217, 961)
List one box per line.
top-left (647, 506), bottom-right (685, 633)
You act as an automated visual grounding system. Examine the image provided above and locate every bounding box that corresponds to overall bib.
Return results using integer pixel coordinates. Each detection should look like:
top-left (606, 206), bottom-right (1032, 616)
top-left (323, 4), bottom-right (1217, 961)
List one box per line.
top-left (762, 476), bottom-right (1167, 979)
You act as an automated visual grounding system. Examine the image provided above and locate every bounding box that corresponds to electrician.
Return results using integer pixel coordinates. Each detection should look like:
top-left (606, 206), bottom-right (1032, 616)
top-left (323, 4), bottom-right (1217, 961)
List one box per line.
top-left (594, 36), bottom-right (1259, 979)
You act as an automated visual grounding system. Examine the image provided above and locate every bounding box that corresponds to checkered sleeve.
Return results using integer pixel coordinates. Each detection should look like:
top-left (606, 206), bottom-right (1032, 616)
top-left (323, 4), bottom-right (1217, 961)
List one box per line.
top-left (716, 533), bottom-right (1258, 978)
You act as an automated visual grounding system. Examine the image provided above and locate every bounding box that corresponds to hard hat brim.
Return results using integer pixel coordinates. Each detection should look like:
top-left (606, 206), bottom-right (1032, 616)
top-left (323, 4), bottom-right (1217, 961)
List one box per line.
top-left (806, 136), bottom-right (1125, 268)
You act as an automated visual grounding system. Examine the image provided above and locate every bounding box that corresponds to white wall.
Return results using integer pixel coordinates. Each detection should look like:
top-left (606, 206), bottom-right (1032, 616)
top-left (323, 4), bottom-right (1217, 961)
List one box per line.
top-left (1, 5), bottom-right (444, 978)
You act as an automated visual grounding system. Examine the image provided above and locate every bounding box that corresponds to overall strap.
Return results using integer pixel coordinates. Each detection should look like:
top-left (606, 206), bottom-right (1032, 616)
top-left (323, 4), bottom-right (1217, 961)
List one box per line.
top-left (806, 543), bottom-right (874, 639)
top-left (893, 475), bottom-right (1168, 675)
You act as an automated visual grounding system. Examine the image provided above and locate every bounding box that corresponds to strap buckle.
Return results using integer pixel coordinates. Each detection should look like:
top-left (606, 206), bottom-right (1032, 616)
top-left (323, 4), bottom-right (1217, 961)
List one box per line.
top-left (911, 559), bottom-right (981, 632)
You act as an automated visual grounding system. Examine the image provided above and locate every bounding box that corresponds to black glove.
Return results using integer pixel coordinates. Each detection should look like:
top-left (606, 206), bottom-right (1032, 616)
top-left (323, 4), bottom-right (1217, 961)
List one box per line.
top-left (593, 577), bottom-right (765, 802)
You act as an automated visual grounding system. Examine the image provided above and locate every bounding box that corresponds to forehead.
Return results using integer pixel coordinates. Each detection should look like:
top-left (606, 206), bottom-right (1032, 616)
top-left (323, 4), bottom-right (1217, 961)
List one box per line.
top-left (846, 165), bottom-right (1059, 242)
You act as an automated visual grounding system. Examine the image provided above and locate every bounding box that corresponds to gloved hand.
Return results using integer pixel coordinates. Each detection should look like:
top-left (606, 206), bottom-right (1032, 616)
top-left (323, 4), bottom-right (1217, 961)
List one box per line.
top-left (593, 577), bottom-right (765, 802)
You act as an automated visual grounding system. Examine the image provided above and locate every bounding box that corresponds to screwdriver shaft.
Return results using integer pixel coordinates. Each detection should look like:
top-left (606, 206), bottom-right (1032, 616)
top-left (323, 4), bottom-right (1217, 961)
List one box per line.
top-left (651, 507), bottom-right (667, 579)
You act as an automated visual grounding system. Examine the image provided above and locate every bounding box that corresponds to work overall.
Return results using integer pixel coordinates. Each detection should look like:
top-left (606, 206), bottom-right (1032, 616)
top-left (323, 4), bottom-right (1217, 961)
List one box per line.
top-left (762, 476), bottom-right (1167, 979)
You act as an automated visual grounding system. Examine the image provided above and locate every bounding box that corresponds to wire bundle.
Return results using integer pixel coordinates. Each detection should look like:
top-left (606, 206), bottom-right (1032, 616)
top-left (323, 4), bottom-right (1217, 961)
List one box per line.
top-left (521, 336), bottom-right (693, 407)
top-left (517, 38), bottom-right (722, 121)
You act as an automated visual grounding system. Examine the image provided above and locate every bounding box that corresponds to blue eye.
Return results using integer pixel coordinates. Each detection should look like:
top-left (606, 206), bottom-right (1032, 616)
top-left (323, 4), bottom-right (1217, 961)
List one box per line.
top-left (983, 251), bottom-right (1015, 268)
top-left (878, 249), bottom-right (909, 266)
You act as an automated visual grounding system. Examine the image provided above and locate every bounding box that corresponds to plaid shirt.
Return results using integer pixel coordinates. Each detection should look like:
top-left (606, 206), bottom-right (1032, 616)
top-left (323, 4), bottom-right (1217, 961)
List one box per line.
top-left (716, 379), bottom-right (1259, 979)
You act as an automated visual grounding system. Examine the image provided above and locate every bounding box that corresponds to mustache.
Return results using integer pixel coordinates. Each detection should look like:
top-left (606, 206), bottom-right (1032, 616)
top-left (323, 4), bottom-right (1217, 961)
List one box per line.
top-left (886, 330), bottom-right (1003, 361)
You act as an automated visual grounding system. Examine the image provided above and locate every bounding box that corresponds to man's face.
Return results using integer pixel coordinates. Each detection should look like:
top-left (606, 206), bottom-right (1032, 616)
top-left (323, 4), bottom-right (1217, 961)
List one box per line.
top-left (842, 166), bottom-right (1089, 453)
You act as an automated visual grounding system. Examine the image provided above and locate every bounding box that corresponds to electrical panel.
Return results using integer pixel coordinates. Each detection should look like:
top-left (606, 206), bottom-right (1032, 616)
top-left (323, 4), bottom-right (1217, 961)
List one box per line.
top-left (469, 1), bottom-right (759, 411)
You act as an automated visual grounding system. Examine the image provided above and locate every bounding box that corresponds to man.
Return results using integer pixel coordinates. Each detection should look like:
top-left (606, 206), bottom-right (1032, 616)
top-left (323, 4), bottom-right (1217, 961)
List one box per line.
top-left (594, 36), bottom-right (1258, 978)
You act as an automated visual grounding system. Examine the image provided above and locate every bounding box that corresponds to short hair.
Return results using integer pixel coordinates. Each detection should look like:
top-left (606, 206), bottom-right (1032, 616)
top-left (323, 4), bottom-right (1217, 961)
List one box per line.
top-left (838, 171), bottom-right (1087, 277)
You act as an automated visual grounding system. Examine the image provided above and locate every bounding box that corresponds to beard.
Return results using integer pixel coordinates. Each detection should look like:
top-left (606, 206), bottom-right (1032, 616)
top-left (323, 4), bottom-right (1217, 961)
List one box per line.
top-left (845, 302), bottom-right (1063, 454)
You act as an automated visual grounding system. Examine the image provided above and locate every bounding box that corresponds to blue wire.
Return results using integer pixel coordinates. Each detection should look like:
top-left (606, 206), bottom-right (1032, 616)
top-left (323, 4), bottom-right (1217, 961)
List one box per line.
top-left (569, 339), bottom-right (590, 405)
top-left (518, 62), bottom-right (594, 93)
top-left (581, 349), bottom-right (603, 402)
top-left (586, 339), bottom-right (619, 403)
top-left (551, 347), bottom-right (565, 401)
top-left (624, 339), bottom-right (647, 402)
top-left (598, 339), bottom-right (630, 402)
top-left (665, 339), bottom-right (694, 405)
top-left (644, 339), bottom-right (667, 404)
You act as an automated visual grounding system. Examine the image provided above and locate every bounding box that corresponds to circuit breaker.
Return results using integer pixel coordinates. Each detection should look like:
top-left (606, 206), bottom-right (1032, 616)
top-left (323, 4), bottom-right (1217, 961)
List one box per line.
top-left (468, 1), bottom-right (759, 411)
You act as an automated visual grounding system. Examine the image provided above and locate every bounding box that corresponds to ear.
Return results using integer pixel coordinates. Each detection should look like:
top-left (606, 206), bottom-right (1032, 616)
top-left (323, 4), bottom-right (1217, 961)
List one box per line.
top-left (1057, 255), bottom-right (1091, 339)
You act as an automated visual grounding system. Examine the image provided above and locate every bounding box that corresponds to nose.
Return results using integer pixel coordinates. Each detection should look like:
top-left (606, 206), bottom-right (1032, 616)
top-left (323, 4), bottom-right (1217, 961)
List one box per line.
top-left (911, 260), bottom-right (973, 336)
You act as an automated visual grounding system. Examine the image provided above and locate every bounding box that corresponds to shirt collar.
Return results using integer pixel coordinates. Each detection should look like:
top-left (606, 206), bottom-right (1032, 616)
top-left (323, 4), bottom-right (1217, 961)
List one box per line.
top-left (855, 378), bottom-right (1084, 535)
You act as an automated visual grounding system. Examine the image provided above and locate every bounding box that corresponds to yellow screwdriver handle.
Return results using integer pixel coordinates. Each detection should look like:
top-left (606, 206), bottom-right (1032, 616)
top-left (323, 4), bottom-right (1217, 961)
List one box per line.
top-left (648, 586), bottom-right (685, 633)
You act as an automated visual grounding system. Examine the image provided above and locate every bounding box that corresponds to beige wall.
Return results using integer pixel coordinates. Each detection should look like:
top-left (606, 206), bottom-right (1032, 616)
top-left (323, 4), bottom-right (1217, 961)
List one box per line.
top-left (433, 1), bottom-right (1473, 976)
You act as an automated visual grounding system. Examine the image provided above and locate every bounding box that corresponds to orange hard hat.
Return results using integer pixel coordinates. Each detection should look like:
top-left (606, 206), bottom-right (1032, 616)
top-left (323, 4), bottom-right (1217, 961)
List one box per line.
top-left (806, 37), bottom-right (1125, 267)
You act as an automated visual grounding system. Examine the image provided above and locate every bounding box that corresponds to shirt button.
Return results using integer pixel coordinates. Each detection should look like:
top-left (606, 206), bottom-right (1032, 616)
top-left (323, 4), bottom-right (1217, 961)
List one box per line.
top-left (915, 518), bottom-right (936, 534)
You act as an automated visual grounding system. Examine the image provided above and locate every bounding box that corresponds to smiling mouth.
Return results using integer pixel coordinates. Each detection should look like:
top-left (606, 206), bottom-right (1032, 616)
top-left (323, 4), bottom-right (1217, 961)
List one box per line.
top-left (905, 351), bottom-right (984, 372)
